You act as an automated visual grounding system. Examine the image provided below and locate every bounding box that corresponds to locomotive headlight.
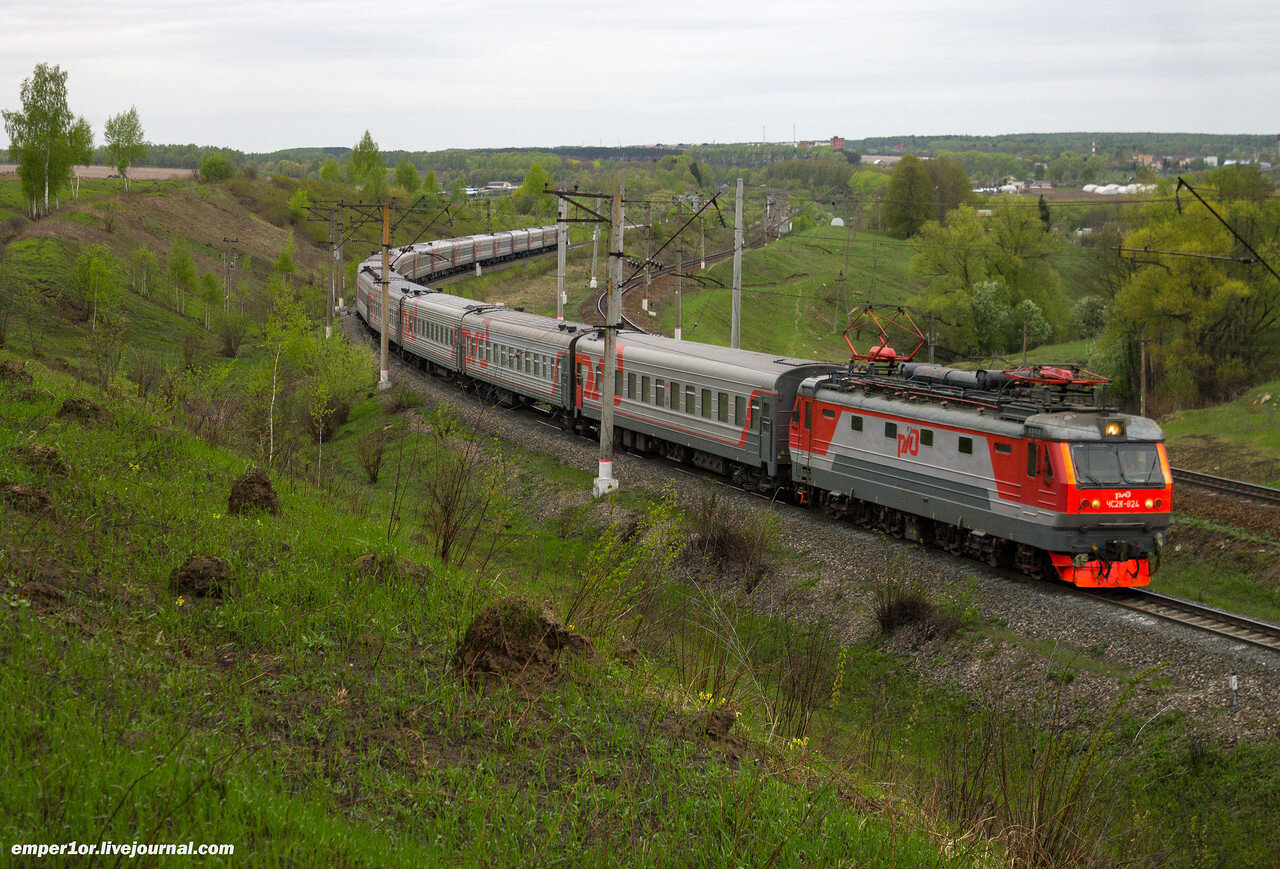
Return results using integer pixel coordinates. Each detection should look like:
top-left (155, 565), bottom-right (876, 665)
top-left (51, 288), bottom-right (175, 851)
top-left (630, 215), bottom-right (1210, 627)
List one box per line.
top-left (1091, 499), bottom-right (1101, 509)
top-left (1079, 499), bottom-right (1089, 510)
top-left (1144, 498), bottom-right (1154, 509)
top-left (1104, 421), bottom-right (1125, 438)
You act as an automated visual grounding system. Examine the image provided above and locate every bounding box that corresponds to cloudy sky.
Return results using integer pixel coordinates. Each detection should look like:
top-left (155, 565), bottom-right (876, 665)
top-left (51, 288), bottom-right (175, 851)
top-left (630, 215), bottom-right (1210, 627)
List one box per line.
top-left (3, 0), bottom-right (1277, 154)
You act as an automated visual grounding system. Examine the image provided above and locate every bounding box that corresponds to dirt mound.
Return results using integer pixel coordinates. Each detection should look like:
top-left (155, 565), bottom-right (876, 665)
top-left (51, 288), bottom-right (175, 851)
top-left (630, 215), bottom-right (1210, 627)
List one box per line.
top-left (56, 396), bottom-right (112, 425)
top-left (3, 483), bottom-right (53, 516)
top-left (352, 552), bottom-right (432, 585)
top-left (683, 707), bottom-right (747, 756)
top-left (454, 597), bottom-right (591, 685)
top-left (169, 555), bottom-right (233, 599)
top-left (0, 359), bottom-right (33, 383)
top-left (228, 466), bottom-right (279, 515)
top-left (8, 444), bottom-right (69, 476)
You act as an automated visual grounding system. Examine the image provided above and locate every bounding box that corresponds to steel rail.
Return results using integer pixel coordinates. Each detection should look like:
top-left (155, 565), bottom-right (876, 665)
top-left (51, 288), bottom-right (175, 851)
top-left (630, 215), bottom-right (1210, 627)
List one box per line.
top-left (1080, 586), bottom-right (1280, 653)
top-left (1170, 467), bottom-right (1280, 505)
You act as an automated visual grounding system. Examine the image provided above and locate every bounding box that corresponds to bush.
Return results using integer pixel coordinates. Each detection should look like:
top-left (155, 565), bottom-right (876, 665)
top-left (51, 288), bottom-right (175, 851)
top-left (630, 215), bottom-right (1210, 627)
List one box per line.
top-left (200, 152), bottom-right (236, 182)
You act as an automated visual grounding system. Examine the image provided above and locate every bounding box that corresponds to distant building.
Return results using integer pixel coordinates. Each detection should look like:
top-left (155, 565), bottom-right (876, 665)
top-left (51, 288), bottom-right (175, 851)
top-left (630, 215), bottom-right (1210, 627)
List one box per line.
top-left (484, 181), bottom-right (514, 192)
top-left (829, 136), bottom-right (846, 151)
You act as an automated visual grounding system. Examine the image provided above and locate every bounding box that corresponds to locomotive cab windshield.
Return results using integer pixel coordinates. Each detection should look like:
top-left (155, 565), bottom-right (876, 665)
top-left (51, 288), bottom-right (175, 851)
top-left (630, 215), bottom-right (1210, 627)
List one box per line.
top-left (1069, 442), bottom-right (1165, 489)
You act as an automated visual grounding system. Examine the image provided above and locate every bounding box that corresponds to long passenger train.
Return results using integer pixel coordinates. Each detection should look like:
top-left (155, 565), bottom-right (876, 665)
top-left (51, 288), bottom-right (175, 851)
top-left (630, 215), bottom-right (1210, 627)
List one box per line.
top-left (355, 227), bottom-right (1170, 588)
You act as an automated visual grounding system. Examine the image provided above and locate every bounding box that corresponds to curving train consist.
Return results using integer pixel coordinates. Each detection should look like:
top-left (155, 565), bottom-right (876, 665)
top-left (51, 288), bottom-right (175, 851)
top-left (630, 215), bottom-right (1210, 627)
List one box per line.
top-left (355, 228), bottom-right (1171, 588)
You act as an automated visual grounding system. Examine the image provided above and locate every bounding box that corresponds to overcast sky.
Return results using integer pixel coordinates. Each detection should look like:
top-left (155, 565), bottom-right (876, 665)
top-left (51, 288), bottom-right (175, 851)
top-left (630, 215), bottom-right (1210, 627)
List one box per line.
top-left (3, 0), bottom-right (1277, 154)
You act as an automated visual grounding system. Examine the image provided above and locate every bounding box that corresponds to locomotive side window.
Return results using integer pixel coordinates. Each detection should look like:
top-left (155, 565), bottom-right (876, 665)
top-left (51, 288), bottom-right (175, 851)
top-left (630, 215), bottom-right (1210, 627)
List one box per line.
top-left (701, 389), bottom-right (712, 419)
top-left (884, 421), bottom-right (897, 439)
top-left (995, 443), bottom-right (1012, 455)
top-left (959, 436), bottom-right (973, 455)
top-left (821, 408), bottom-right (836, 420)
top-left (921, 429), bottom-right (933, 447)
top-left (1027, 443), bottom-right (1038, 477)
top-left (1043, 445), bottom-right (1054, 480)
top-left (718, 392), bottom-right (729, 423)
top-left (850, 415), bottom-right (863, 433)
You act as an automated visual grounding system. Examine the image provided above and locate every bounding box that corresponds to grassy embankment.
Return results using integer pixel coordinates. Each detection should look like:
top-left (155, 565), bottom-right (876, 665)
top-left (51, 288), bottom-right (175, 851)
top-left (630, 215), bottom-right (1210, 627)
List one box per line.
top-left (3, 176), bottom-right (1279, 866)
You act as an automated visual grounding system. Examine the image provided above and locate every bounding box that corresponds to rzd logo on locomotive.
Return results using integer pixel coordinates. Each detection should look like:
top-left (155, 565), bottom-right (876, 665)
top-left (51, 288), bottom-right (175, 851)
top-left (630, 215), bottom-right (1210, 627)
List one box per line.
top-left (896, 428), bottom-right (919, 458)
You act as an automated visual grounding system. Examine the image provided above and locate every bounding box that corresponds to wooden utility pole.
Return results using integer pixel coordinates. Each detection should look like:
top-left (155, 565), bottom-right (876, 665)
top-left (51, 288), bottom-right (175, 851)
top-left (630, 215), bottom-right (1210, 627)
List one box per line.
top-left (700, 215), bottom-right (706, 269)
top-left (1139, 326), bottom-right (1148, 417)
top-left (675, 200), bottom-right (683, 340)
top-left (731, 178), bottom-right (744, 349)
top-left (221, 237), bottom-right (238, 314)
top-left (378, 202), bottom-right (391, 390)
top-left (556, 197), bottom-right (567, 321)
top-left (594, 191), bottom-right (624, 498)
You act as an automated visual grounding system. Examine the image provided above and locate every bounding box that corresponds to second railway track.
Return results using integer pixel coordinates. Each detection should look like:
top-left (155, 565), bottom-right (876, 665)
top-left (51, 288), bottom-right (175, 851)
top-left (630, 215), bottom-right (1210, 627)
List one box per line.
top-left (1081, 587), bottom-right (1280, 653)
top-left (1170, 467), bottom-right (1280, 505)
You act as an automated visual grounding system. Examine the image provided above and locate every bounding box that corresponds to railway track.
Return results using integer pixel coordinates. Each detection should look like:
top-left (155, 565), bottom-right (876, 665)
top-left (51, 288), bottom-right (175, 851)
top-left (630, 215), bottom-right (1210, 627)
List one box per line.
top-left (1170, 467), bottom-right (1280, 505)
top-left (1081, 587), bottom-right (1280, 653)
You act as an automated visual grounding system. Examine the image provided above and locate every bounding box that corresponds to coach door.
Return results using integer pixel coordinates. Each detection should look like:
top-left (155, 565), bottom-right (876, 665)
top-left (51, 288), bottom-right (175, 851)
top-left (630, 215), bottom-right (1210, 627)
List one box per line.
top-left (759, 397), bottom-right (775, 469)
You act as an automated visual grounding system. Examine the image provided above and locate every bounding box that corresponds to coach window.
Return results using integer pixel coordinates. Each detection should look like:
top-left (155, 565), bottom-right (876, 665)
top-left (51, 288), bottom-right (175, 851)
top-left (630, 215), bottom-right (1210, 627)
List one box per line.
top-left (669, 381), bottom-right (679, 410)
top-left (885, 421), bottom-right (897, 439)
top-left (700, 389), bottom-right (712, 419)
top-left (921, 429), bottom-right (933, 447)
top-left (717, 391), bottom-right (729, 423)
top-left (615, 370), bottom-right (622, 396)
top-left (642, 375), bottom-right (651, 403)
top-left (685, 385), bottom-right (696, 415)
top-left (850, 415), bottom-right (863, 433)
top-left (627, 372), bottom-right (636, 399)
top-left (656, 381), bottom-right (665, 406)
top-left (959, 436), bottom-right (973, 455)
top-left (735, 396), bottom-right (746, 426)
top-left (1027, 443), bottom-right (1038, 477)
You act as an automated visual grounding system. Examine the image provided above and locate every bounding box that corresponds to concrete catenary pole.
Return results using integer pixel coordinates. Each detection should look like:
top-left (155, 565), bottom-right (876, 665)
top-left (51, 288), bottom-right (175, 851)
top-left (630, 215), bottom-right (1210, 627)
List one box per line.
top-left (336, 214), bottom-right (345, 309)
top-left (593, 191), bottom-right (624, 498)
top-left (556, 197), bottom-right (567, 321)
top-left (674, 199), bottom-right (683, 340)
top-left (589, 199), bottom-right (600, 290)
top-left (378, 202), bottom-right (391, 390)
top-left (731, 178), bottom-right (744, 349)
top-left (700, 214), bottom-right (706, 270)
top-left (326, 211), bottom-right (336, 339)
top-left (642, 201), bottom-right (651, 312)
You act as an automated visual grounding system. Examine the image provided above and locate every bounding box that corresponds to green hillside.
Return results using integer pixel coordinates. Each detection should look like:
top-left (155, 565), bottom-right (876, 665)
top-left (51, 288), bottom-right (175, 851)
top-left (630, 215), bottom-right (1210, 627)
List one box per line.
top-left (4, 173), bottom-right (1280, 866)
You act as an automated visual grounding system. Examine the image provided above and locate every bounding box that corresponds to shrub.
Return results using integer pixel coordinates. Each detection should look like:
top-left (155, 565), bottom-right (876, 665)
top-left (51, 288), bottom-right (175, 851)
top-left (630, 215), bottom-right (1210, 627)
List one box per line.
top-left (199, 152), bottom-right (236, 182)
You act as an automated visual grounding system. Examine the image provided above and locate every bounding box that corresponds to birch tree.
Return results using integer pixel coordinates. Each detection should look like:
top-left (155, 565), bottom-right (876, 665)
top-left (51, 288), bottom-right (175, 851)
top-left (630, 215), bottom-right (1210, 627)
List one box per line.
top-left (105, 106), bottom-right (148, 189)
top-left (2, 63), bottom-right (92, 216)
